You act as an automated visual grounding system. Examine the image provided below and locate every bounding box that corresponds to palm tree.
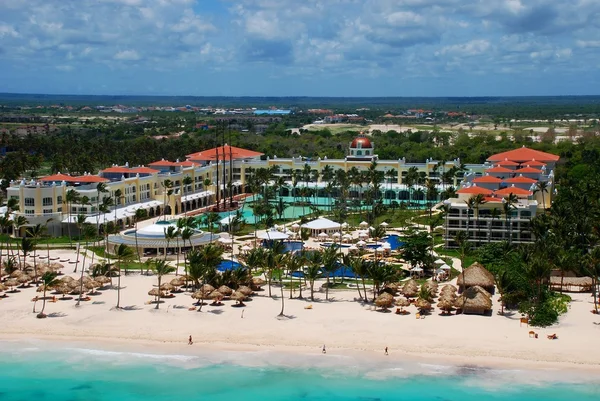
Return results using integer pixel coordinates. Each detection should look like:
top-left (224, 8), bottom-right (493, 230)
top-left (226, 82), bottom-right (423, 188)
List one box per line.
top-left (321, 245), bottom-right (339, 301)
top-left (439, 203), bottom-right (450, 249)
top-left (163, 226), bottom-right (177, 262)
top-left (533, 181), bottom-right (549, 212)
top-left (0, 215), bottom-right (10, 266)
top-left (37, 272), bottom-right (59, 318)
top-left (472, 193), bottom-right (487, 247)
top-left (133, 208), bottom-right (148, 263)
top-left (180, 226), bottom-right (193, 280)
top-left (20, 237), bottom-right (34, 276)
top-left (113, 243), bottom-right (134, 309)
top-left (206, 212), bottom-right (221, 240)
top-left (385, 168), bottom-right (397, 205)
top-left (503, 193), bottom-right (518, 245)
top-left (65, 189), bottom-right (81, 248)
top-left (73, 214), bottom-right (87, 272)
top-left (305, 251), bottom-right (322, 301)
top-left (161, 179), bottom-right (173, 221)
top-left (464, 196), bottom-right (476, 243)
top-left (585, 247), bottom-right (600, 314)
top-left (76, 223), bottom-right (96, 306)
top-left (285, 253), bottom-right (304, 299)
top-left (151, 259), bottom-right (176, 309)
top-left (182, 175), bottom-right (193, 196)
top-left (488, 208), bottom-right (501, 243)
top-left (95, 182), bottom-right (108, 233)
top-left (99, 196), bottom-right (113, 263)
top-left (113, 188), bottom-right (123, 229)
top-left (188, 244), bottom-right (222, 312)
top-left (26, 224), bottom-right (44, 285)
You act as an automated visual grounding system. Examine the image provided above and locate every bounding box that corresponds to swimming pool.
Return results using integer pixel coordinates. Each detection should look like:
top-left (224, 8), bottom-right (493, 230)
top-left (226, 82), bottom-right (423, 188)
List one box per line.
top-left (261, 240), bottom-right (304, 253)
top-left (366, 234), bottom-right (405, 250)
top-left (216, 260), bottom-right (245, 272)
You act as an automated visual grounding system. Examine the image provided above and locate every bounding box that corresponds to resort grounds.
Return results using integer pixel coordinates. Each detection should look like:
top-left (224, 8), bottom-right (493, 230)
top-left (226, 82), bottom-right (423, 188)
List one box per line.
top-left (1, 227), bottom-right (600, 374)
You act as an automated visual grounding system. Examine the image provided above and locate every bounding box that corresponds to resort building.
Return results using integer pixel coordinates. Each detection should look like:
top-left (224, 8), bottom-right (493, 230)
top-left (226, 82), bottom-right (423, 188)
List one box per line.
top-left (442, 146), bottom-right (559, 248)
top-left (5, 135), bottom-right (553, 240)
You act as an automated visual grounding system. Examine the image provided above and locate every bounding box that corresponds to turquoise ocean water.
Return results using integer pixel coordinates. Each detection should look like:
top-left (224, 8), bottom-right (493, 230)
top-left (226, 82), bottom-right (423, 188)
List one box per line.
top-left (0, 343), bottom-right (598, 401)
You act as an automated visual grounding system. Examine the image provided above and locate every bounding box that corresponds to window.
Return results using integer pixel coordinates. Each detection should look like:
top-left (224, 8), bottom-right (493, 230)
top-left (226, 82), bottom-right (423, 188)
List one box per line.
top-left (25, 197), bottom-right (35, 206)
top-left (57, 196), bottom-right (63, 204)
top-left (25, 209), bottom-right (34, 215)
top-left (43, 209), bottom-right (53, 215)
top-left (43, 197), bottom-right (53, 206)
top-left (521, 211), bottom-right (531, 218)
top-left (57, 207), bottom-right (62, 212)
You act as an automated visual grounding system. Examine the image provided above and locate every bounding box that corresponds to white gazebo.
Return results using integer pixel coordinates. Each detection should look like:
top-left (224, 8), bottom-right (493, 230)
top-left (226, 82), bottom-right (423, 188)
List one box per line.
top-left (359, 221), bottom-right (369, 228)
top-left (301, 217), bottom-right (342, 237)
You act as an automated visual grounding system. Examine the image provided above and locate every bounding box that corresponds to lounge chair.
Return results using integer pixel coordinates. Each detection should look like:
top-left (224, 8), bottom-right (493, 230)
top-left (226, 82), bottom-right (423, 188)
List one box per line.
top-left (547, 334), bottom-right (558, 340)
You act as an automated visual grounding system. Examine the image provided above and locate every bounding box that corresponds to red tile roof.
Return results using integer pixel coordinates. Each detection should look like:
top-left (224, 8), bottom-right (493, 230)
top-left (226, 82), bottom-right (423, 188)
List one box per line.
top-left (186, 145), bottom-right (263, 162)
top-left (40, 173), bottom-right (108, 183)
top-left (522, 160), bottom-right (546, 167)
top-left (487, 146), bottom-right (559, 163)
top-left (71, 175), bottom-right (109, 183)
top-left (485, 166), bottom-right (514, 174)
top-left (483, 196), bottom-right (503, 203)
top-left (495, 160), bottom-right (519, 167)
top-left (456, 186), bottom-right (494, 195)
top-left (39, 173), bottom-right (74, 182)
top-left (176, 161), bottom-right (197, 167)
top-left (516, 167), bottom-right (543, 174)
top-left (494, 187), bottom-right (533, 196)
top-left (101, 166), bottom-right (159, 175)
top-left (130, 167), bottom-right (160, 174)
top-left (503, 176), bottom-right (538, 184)
top-left (473, 176), bottom-right (503, 184)
top-left (149, 160), bottom-right (179, 167)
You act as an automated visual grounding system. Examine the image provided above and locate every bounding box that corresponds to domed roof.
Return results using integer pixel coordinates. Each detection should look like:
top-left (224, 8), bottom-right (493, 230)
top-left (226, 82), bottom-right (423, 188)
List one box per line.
top-left (350, 135), bottom-right (373, 148)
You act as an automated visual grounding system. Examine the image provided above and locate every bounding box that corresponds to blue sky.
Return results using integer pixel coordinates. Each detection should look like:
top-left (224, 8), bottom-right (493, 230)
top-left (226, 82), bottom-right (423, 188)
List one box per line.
top-left (0, 0), bottom-right (599, 97)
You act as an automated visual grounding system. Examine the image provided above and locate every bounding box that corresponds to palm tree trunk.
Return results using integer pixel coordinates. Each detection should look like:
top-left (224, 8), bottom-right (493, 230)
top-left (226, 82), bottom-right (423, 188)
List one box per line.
top-left (116, 264), bottom-right (121, 309)
top-left (278, 277), bottom-right (285, 316)
top-left (76, 241), bottom-right (88, 306)
top-left (135, 220), bottom-right (140, 264)
top-left (156, 276), bottom-right (161, 309)
top-left (325, 274), bottom-right (330, 301)
top-left (40, 288), bottom-right (47, 316)
top-left (310, 280), bottom-right (314, 301)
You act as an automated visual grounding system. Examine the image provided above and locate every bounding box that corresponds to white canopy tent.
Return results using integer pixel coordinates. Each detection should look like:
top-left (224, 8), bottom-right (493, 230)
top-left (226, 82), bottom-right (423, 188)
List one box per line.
top-left (301, 217), bottom-right (342, 237)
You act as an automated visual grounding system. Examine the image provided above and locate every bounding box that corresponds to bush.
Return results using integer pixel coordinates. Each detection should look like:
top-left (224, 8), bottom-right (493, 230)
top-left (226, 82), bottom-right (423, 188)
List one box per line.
top-left (523, 292), bottom-right (571, 327)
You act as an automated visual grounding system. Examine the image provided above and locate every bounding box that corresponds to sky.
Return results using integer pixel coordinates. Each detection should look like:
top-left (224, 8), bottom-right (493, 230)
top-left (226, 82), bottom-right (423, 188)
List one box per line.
top-left (0, 0), bottom-right (599, 97)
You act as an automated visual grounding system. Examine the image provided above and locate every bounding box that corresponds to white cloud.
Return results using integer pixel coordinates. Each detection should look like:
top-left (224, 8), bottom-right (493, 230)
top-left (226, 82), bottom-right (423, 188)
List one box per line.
top-left (114, 50), bottom-right (140, 60)
top-left (576, 40), bottom-right (600, 48)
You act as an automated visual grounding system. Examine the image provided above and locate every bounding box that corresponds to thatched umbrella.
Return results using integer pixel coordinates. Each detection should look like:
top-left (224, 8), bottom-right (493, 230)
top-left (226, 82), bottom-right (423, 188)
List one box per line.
top-left (437, 299), bottom-right (454, 314)
top-left (402, 285), bottom-right (418, 298)
top-left (441, 284), bottom-right (457, 294)
top-left (148, 288), bottom-right (165, 297)
top-left (55, 285), bottom-right (71, 298)
top-left (439, 292), bottom-right (457, 303)
top-left (5, 278), bottom-right (19, 291)
top-left (60, 276), bottom-right (75, 284)
top-left (70, 286), bottom-right (84, 295)
top-left (395, 297), bottom-right (410, 313)
top-left (95, 276), bottom-right (111, 286)
top-left (217, 285), bottom-right (233, 296)
top-left (49, 262), bottom-right (64, 271)
top-left (200, 284), bottom-right (215, 293)
top-left (170, 277), bottom-right (185, 287)
top-left (385, 283), bottom-right (399, 293)
top-left (454, 285), bottom-right (492, 315)
top-left (36, 284), bottom-right (51, 293)
top-left (415, 298), bottom-right (432, 313)
top-left (238, 285), bottom-right (253, 296)
top-left (10, 270), bottom-right (23, 279)
top-left (18, 275), bottom-right (32, 287)
top-left (251, 277), bottom-right (265, 290)
top-left (457, 262), bottom-right (495, 294)
top-left (232, 291), bottom-right (247, 306)
top-left (425, 281), bottom-right (438, 293)
top-left (160, 283), bottom-right (175, 292)
top-left (375, 293), bottom-right (394, 310)
top-left (192, 289), bottom-right (212, 300)
top-left (0, 283), bottom-right (6, 292)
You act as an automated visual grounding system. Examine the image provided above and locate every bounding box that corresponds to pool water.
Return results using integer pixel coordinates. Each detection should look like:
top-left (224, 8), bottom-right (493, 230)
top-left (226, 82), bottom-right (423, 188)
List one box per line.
top-left (216, 260), bottom-right (244, 272)
top-left (366, 234), bottom-right (405, 250)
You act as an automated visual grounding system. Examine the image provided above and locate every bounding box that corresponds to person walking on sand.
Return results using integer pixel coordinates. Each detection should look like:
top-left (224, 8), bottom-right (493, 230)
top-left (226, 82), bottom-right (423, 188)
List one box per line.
top-left (322, 345), bottom-right (326, 354)
top-left (384, 347), bottom-right (388, 356)
top-left (188, 335), bottom-right (193, 345)
top-left (241, 309), bottom-right (244, 319)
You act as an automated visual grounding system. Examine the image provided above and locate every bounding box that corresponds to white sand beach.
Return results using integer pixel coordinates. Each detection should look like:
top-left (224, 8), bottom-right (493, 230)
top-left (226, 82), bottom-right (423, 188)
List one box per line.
top-left (1, 248), bottom-right (600, 374)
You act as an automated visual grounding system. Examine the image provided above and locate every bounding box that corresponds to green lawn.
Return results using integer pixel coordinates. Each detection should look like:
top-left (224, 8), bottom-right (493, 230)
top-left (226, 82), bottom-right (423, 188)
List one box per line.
top-left (436, 248), bottom-right (477, 268)
top-left (0, 234), bottom-right (101, 245)
top-left (343, 209), bottom-right (422, 228)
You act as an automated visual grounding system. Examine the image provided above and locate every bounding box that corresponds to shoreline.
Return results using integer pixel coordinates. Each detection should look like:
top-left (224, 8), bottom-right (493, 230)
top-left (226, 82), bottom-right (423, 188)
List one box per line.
top-left (2, 332), bottom-right (600, 380)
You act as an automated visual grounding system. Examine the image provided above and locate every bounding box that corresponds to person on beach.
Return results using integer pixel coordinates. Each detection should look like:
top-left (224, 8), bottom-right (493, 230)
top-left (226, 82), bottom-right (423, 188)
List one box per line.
top-left (241, 310), bottom-right (244, 319)
top-left (188, 335), bottom-right (193, 345)
top-left (322, 345), bottom-right (326, 354)
top-left (385, 347), bottom-right (388, 356)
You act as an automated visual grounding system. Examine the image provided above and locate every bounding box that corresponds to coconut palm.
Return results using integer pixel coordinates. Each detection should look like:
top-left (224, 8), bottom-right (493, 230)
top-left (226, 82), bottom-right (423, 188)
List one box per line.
top-left (503, 193), bottom-right (518, 245)
top-left (321, 245), bottom-right (339, 301)
top-left (25, 223), bottom-right (45, 285)
top-left (204, 212), bottom-right (220, 242)
top-left (533, 181), bottom-right (549, 212)
top-left (113, 188), bottom-right (123, 229)
top-left (464, 196), bottom-right (476, 243)
top-left (151, 259), bottom-right (176, 309)
top-left (188, 244), bottom-right (222, 312)
top-left (163, 226), bottom-right (177, 262)
top-left (113, 243), bottom-right (134, 309)
top-left (161, 179), bottom-right (173, 221)
top-left (305, 255), bottom-right (322, 302)
top-left (95, 182), bottom-right (109, 233)
top-left (133, 208), bottom-right (148, 263)
top-left (20, 237), bottom-right (34, 275)
top-left (472, 193), bottom-right (487, 247)
top-left (73, 214), bottom-right (87, 272)
top-left (65, 188), bottom-right (81, 248)
top-left (76, 223), bottom-right (96, 306)
top-left (285, 253), bottom-right (305, 299)
top-left (37, 272), bottom-right (60, 318)
top-left (488, 208), bottom-right (501, 243)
